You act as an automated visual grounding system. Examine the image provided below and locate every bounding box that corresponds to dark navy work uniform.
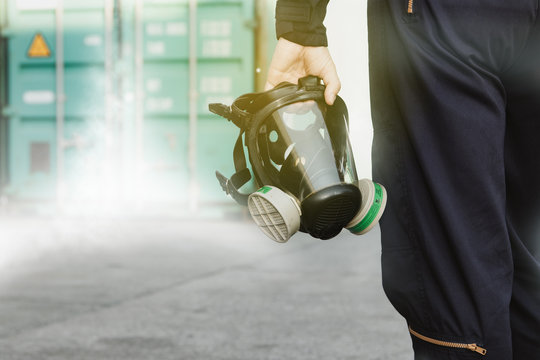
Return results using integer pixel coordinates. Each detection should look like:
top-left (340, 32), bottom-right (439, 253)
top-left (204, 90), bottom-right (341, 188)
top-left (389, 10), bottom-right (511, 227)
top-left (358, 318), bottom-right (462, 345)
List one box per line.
top-left (276, 0), bottom-right (540, 359)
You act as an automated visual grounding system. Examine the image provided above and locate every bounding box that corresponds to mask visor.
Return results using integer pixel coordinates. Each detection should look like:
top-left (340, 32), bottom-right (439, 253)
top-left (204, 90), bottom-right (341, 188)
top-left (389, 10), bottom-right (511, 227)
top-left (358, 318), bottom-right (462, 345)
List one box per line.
top-left (260, 100), bottom-right (357, 201)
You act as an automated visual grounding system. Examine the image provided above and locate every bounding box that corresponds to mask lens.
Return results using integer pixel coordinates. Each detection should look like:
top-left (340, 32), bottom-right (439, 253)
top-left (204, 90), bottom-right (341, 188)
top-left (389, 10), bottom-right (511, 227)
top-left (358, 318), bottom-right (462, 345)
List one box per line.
top-left (256, 99), bottom-right (359, 206)
top-left (274, 101), bottom-right (342, 196)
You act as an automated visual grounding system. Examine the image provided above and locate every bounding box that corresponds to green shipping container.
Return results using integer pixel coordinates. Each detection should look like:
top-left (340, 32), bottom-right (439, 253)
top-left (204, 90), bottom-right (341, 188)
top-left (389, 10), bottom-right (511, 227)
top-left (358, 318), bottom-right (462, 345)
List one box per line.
top-left (1, 0), bottom-right (255, 208)
top-left (5, 0), bottom-right (109, 201)
top-left (136, 0), bottom-right (254, 205)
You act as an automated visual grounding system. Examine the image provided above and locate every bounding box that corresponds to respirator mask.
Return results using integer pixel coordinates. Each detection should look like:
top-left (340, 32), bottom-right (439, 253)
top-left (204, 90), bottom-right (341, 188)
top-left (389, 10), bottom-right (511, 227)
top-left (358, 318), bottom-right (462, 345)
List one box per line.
top-left (209, 76), bottom-right (386, 242)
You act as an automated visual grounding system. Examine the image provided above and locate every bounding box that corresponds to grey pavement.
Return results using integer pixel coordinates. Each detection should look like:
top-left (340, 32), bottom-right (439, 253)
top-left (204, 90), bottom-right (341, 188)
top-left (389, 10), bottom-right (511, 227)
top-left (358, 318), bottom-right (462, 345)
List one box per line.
top-left (0, 215), bottom-right (413, 360)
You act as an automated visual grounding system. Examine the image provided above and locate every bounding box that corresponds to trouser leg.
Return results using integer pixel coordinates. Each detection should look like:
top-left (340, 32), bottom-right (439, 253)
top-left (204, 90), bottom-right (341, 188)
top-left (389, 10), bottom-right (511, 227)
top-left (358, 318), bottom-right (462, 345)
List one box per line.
top-left (367, 0), bottom-right (539, 359)
top-left (503, 16), bottom-right (540, 360)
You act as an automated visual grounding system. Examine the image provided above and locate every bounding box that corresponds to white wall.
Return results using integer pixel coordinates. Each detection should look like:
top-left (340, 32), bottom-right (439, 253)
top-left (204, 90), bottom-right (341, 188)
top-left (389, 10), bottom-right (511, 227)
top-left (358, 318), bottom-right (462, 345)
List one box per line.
top-left (325, 1), bottom-right (372, 179)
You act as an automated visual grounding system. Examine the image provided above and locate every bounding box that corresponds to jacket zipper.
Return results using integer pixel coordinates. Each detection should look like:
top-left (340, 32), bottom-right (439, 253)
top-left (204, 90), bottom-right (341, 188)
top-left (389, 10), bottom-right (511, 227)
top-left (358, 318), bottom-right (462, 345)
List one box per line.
top-left (407, 0), bottom-right (414, 14)
top-left (409, 327), bottom-right (487, 356)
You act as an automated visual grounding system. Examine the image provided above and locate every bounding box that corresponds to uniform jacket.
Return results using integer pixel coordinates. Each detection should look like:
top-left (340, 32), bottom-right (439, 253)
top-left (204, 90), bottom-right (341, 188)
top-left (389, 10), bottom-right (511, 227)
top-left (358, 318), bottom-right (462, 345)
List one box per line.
top-left (275, 0), bottom-right (329, 46)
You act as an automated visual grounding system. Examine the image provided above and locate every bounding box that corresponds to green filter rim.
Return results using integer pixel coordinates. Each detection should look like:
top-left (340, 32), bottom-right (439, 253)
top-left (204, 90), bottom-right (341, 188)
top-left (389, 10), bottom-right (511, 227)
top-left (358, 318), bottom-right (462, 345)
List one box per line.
top-left (348, 182), bottom-right (384, 234)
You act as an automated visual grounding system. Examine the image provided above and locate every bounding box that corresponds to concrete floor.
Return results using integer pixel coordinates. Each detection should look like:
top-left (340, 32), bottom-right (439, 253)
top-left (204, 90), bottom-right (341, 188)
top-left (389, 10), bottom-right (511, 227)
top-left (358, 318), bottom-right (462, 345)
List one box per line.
top-left (0, 215), bottom-right (413, 360)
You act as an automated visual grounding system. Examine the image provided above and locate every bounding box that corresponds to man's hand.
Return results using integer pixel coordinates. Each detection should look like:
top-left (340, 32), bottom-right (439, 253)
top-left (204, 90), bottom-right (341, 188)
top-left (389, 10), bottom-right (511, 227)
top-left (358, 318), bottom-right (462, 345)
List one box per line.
top-left (264, 38), bottom-right (341, 105)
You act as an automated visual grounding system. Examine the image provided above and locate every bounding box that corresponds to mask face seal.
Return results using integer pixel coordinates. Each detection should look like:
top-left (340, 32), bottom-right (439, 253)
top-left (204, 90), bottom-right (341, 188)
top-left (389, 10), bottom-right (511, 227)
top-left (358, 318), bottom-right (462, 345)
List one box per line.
top-left (209, 76), bottom-right (387, 242)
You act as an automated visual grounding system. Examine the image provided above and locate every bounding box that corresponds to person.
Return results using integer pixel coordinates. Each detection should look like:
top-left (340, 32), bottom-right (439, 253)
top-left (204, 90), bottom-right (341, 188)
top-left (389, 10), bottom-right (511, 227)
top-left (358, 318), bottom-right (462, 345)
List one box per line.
top-left (266, 1), bottom-right (540, 359)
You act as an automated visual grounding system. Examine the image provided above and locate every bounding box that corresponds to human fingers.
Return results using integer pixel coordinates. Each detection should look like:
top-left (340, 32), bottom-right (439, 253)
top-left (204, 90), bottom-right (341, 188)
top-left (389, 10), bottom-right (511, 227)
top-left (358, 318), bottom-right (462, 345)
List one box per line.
top-left (303, 46), bottom-right (340, 105)
top-left (322, 71), bottom-right (341, 105)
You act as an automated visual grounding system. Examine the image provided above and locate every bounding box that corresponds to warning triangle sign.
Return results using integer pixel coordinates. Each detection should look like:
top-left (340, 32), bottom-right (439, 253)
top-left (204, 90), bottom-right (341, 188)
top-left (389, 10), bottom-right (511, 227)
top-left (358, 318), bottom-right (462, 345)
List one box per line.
top-left (28, 33), bottom-right (51, 58)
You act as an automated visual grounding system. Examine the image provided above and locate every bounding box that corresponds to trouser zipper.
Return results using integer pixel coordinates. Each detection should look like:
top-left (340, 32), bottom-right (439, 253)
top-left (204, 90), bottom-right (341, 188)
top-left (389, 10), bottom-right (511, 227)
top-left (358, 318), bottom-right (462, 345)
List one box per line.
top-left (409, 327), bottom-right (487, 356)
top-left (407, 0), bottom-right (414, 14)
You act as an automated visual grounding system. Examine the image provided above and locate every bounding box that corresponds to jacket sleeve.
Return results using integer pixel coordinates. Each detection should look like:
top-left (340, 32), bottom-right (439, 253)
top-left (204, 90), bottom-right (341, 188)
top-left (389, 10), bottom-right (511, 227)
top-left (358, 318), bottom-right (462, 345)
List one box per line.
top-left (275, 0), bottom-right (330, 47)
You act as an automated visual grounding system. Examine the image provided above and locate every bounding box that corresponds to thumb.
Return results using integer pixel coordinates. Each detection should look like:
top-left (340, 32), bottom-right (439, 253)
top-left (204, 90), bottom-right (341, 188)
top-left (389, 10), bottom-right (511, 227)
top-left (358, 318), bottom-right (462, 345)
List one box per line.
top-left (318, 63), bottom-right (341, 105)
top-left (323, 77), bottom-right (341, 105)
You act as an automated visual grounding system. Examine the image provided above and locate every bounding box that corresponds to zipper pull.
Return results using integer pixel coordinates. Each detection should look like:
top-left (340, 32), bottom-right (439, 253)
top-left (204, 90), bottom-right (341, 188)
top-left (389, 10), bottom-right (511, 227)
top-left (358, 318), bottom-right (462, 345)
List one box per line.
top-left (407, 0), bottom-right (414, 14)
top-left (467, 344), bottom-right (487, 355)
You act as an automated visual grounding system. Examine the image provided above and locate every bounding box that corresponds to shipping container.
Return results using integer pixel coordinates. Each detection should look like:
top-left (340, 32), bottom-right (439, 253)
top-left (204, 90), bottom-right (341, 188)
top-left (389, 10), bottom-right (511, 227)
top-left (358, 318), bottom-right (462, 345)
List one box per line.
top-left (1, 0), bottom-right (257, 209)
top-left (3, 0), bottom-right (112, 202)
top-left (134, 0), bottom-right (254, 205)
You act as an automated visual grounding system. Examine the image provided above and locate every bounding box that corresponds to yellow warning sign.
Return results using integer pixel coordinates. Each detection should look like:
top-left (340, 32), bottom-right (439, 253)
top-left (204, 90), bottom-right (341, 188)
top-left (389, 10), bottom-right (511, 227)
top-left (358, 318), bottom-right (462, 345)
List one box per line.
top-left (27, 33), bottom-right (51, 58)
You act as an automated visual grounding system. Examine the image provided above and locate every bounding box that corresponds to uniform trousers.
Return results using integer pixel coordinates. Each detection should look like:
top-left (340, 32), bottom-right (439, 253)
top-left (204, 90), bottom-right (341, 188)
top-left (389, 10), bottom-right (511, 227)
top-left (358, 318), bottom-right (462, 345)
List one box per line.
top-left (367, 1), bottom-right (540, 358)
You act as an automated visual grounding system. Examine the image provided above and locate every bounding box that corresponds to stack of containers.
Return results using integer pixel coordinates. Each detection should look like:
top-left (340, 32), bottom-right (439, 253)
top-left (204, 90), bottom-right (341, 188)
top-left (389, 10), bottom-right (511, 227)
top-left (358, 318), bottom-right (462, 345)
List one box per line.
top-left (1, 0), bottom-right (255, 209)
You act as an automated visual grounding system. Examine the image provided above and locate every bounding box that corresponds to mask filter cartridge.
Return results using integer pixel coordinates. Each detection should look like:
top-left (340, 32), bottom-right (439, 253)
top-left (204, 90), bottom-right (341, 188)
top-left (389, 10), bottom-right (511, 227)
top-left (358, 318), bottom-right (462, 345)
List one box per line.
top-left (248, 179), bottom-right (387, 242)
top-left (346, 179), bottom-right (387, 235)
top-left (247, 186), bottom-right (302, 243)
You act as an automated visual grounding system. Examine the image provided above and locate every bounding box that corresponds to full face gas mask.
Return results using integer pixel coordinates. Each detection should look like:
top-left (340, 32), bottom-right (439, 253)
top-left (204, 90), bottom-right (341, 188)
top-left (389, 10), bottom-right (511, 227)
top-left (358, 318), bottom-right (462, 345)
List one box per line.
top-left (209, 76), bottom-right (387, 242)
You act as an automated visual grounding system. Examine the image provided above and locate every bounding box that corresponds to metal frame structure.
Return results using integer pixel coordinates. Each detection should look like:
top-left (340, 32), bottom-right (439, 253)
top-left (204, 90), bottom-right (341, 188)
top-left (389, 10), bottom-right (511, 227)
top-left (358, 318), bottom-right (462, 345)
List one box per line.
top-left (188, 0), bottom-right (198, 211)
top-left (0, 1), bottom-right (7, 197)
top-left (55, 0), bottom-right (65, 203)
top-left (104, 0), bottom-right (115, 199)
top-left (134, 0), bottom-right (144, 207)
